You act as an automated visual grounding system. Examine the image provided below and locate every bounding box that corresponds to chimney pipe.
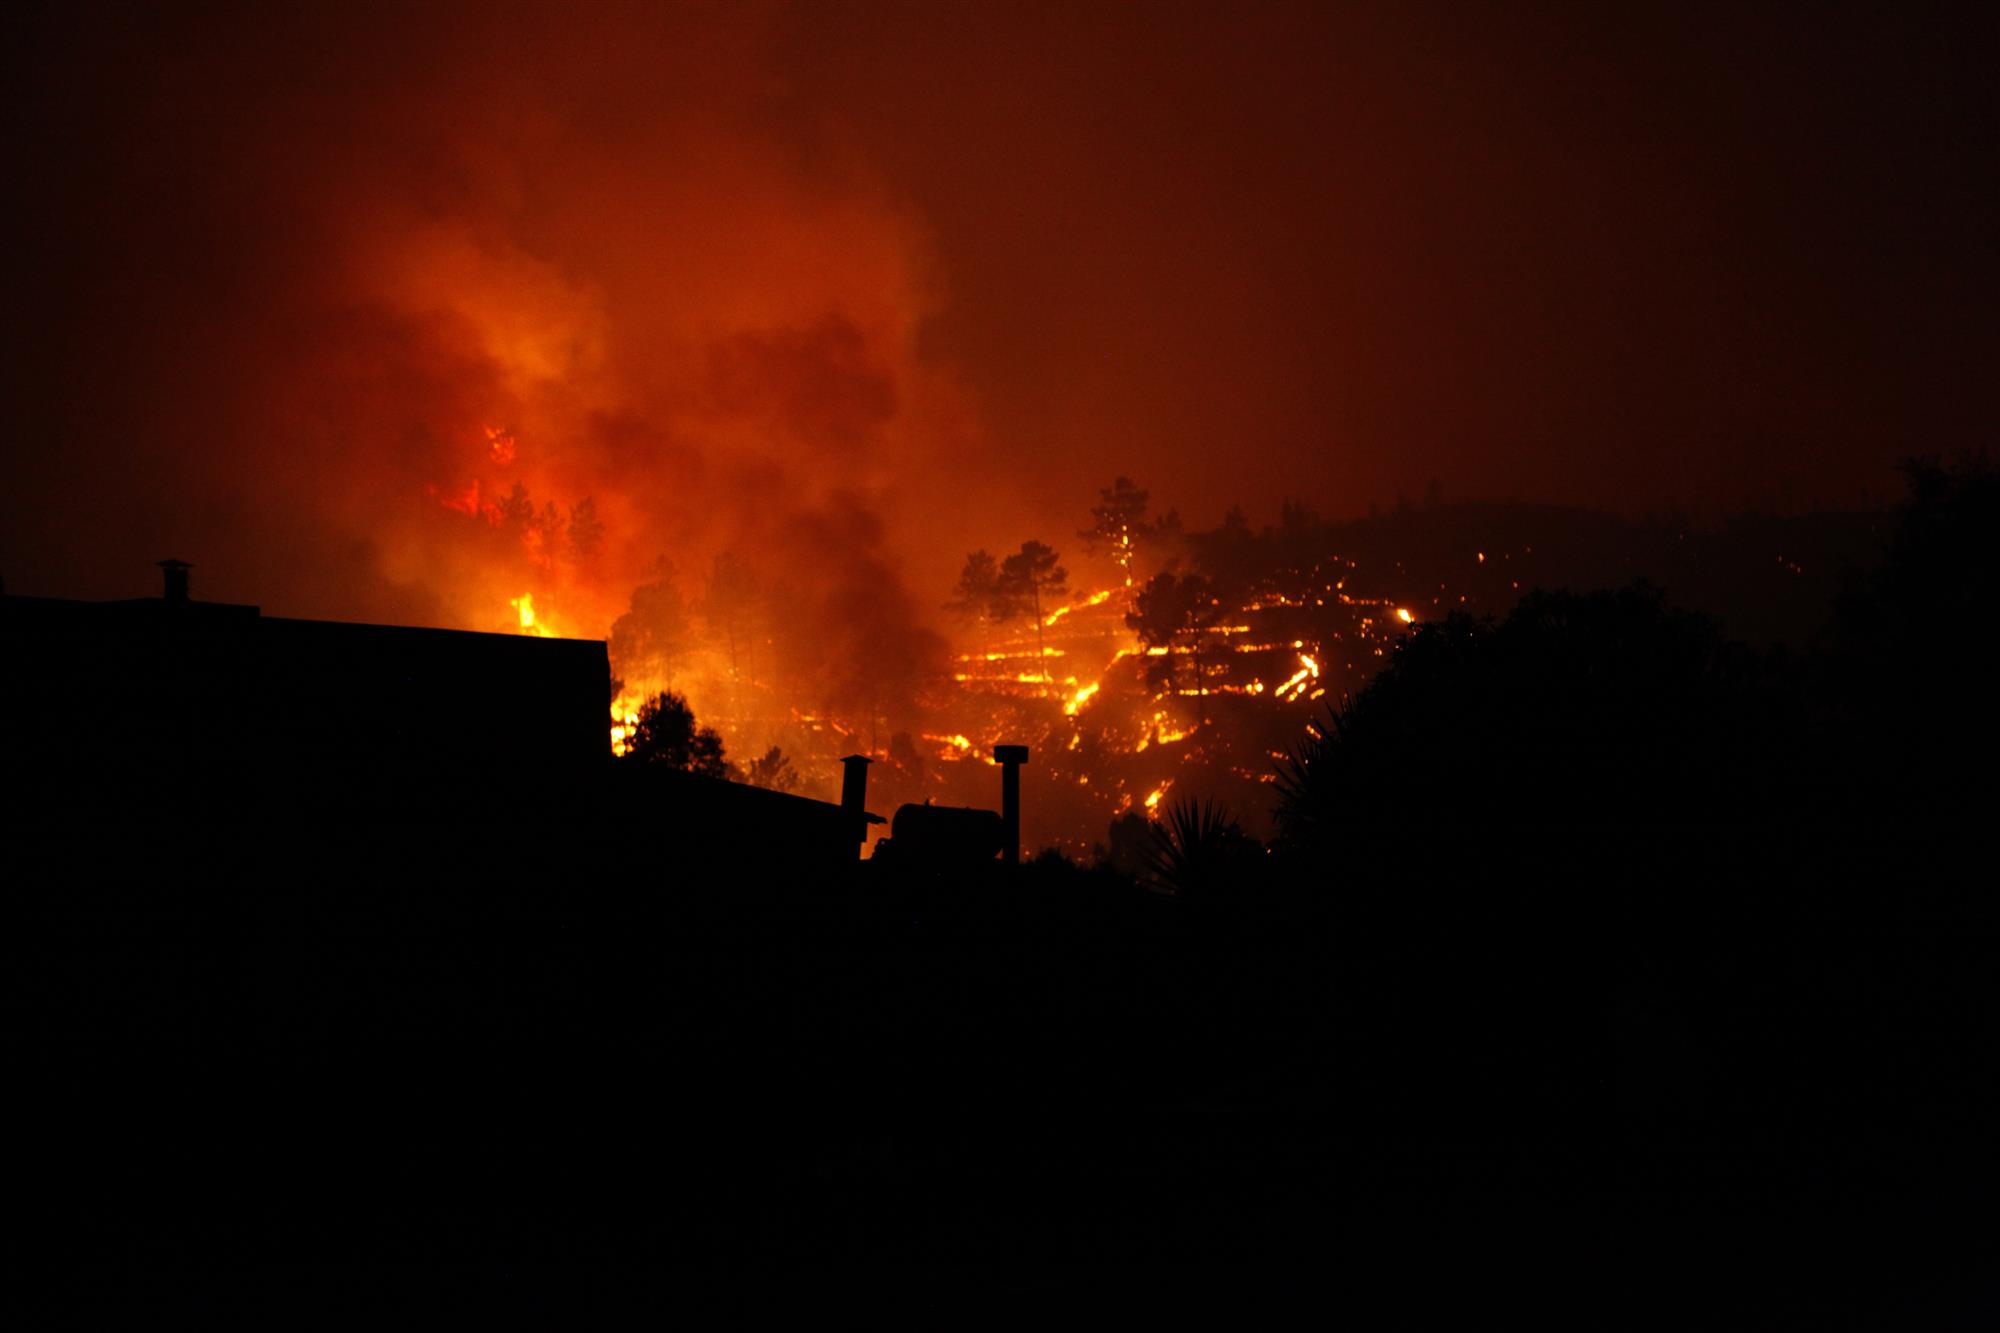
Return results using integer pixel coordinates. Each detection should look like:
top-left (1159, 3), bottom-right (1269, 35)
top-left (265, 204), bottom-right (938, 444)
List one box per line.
top-left (158, 558), bottom-right (192, 604)
top-left (993, 744), bottom-right (1028, 867)
top-left (839, 754), bottom-right (873, 859)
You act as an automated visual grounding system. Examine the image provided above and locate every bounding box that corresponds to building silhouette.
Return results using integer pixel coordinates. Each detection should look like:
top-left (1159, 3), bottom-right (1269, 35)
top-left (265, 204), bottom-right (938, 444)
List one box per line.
top-left (3, 561), bottom-right (608, 820)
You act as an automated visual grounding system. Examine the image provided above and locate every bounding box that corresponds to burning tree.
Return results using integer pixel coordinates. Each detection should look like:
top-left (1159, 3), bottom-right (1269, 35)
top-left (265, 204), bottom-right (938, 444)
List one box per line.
top-left (995, 540), bottom-right (1069, 693)
top-left (622, 689), bottom-right (730, 779)
top-left (1079, 476), bottom-right (1151, 585)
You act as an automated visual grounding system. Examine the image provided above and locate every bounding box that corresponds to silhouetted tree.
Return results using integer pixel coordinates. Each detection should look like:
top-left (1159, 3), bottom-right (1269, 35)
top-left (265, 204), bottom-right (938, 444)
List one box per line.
top-left (1097, 810), bottom-right (1158, 883)
top-left (1826, 453), bottom-right (2000, 813)
top-left (567, 497), bottom-right (605, 561)
top-left (947, 549), bottom-right (1004, 655)
top-left (1186, 505), bottom-right (1262, 601)
top-left (622, 689), bottom-right (729, 778)
top-left (609, 559), bottom-right (693, 687)
top-left (499, 480), bottom-right (535, 528)
top-left (741, 745), bottom-right (799, 793)
top-left (886, 729), bottom-right (926, 781)
top-left (1079, 476), bottom-right (1150, 585)
top-left (1275, 582), bottom-right (1779, 861)
top-left (700, 551), bottom-right (765, 711)
top-left (996, 540), bottom-right (1068, 692)
top-left (1126, 570), bottom-right (1221, 704)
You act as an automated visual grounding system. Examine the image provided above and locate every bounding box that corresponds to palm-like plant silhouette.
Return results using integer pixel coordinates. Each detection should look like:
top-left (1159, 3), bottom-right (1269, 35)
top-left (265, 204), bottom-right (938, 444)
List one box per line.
top-left (1273, 700), bottom-right (1352, 860)
top-left (1141, 797), bottom-right (1259, 899)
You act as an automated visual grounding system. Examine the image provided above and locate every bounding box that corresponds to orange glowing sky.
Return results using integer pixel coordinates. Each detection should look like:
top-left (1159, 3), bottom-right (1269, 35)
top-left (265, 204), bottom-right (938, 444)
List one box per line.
top-left (4, 0), bottom-right (1993, 635)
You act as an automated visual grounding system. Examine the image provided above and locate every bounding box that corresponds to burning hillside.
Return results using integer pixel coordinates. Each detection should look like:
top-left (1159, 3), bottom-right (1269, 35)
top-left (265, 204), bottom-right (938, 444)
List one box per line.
top-left (587, 512), bottom-right (1434, 857)
top-left (585, 485), bottom-right (1881, 856)
top-left (1, 4), bottom-right (1915, 859)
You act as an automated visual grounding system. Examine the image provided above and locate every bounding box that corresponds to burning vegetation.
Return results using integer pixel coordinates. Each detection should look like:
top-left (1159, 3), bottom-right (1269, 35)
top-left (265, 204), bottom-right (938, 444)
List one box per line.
top-left (414, 429), bottom-right (1883, 861)
top-left (474, 463), bottom-right (1450, 857)
top-left (1, 4), bottom-right (1917, 864)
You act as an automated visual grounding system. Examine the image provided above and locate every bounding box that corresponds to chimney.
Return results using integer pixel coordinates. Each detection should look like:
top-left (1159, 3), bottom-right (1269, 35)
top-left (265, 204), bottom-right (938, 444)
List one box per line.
top-left (839, 754), bottom-right (873, 859)
top-left (157, 558), bottom-right (192, 604)
top-left (993, 744), bottom-right (1028, 867)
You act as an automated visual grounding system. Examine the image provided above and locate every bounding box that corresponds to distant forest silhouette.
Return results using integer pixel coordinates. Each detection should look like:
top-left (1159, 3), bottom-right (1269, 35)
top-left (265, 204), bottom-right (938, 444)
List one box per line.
top-left (9, 456), bottom-right (1996, 1317)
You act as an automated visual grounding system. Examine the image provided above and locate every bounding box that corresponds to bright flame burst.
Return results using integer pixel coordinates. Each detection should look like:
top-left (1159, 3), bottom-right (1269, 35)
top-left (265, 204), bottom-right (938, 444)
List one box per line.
top-left (510, 593), bottom-right (545, 636)
top-left (609, 708), bottom-right (640, 757)
top-left (1395, 607), bottom-right (1415, 624)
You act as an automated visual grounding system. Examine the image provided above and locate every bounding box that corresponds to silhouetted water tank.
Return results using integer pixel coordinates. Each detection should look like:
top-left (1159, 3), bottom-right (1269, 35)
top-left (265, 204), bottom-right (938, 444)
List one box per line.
top-left (884, 803), bottom-right (1004, 865)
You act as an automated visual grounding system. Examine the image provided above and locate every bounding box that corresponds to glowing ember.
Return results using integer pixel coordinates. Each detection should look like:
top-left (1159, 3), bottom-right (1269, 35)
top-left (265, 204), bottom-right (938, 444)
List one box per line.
top-left (1395, 608), bottom-right (1415, 624)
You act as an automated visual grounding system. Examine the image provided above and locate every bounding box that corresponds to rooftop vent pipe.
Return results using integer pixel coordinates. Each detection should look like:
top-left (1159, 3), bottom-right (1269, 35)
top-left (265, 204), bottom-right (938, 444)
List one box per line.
top-left (158, 558), bottom-right (192, 604)
top-left (840, 754), bottom-right (873, 859)
top-left (993, 744), bottom-right (1028, 866)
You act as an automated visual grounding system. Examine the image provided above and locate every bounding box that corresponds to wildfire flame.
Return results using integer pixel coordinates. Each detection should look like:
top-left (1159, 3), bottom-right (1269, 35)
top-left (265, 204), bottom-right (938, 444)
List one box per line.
top-left (610, 708), bottom-right (640, 757)
top-left (432, 447), bottom-right (1448, 852)
top-left (485, 425), bottom-right (518, 465)
top-left (1043, 588), bottom-right (1115, 628)
top-left (1274, 651), bottom-right (1320, 701)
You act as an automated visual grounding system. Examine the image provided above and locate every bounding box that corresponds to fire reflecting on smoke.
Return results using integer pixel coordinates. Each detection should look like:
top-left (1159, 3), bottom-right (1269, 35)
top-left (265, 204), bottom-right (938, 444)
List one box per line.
top-left (471, 525), bottom-right (1424, 856)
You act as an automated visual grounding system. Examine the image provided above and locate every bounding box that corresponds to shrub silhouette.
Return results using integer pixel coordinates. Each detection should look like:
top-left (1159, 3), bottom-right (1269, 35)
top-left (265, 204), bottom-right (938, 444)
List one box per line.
top-left (1140, 797), bottom-right (1261, 900)
top-left (621, 689), bottom-right (729, 778)
top-left (1275, 582), bottom-right (1786, 861)
top-left (1827, 453), bottom-right (2000, 811)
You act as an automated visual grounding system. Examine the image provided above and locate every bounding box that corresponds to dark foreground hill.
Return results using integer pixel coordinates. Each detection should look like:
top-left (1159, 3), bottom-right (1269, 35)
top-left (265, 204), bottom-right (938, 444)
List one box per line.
top-left (9, 815), bottom-right (1993, 1321)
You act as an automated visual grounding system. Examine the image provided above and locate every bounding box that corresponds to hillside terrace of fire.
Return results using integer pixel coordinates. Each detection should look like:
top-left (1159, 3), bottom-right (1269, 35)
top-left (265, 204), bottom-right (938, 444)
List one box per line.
top-left (3, 496), bottom-right (1882, 862)
top-left (895, 499), bottom-right (1886, 855)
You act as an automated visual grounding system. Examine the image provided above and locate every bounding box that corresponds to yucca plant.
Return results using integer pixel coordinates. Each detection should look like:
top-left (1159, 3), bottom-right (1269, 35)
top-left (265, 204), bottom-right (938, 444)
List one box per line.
top-left (1141, 797), bottom-right (1257, 899)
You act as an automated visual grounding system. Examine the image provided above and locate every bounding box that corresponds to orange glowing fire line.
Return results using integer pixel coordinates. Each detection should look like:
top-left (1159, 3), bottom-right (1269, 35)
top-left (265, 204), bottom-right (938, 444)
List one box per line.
top-left (1043, 588), bottom-right (1115, 627)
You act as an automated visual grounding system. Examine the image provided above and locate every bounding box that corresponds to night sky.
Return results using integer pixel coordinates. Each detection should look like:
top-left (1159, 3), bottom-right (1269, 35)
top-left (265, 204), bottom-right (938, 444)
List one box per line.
top-left (4, 0), bottom-right (1992, 624)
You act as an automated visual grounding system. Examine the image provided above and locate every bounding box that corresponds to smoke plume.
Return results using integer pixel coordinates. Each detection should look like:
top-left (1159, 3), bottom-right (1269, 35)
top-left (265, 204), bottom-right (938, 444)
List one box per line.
top-left (5, 1), bottom-right (962, 731)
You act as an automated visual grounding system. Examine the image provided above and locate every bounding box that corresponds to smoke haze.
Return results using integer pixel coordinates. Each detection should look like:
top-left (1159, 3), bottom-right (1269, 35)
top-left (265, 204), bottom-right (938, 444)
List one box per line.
top-left (6, 1), bottom-right (1993, 672)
